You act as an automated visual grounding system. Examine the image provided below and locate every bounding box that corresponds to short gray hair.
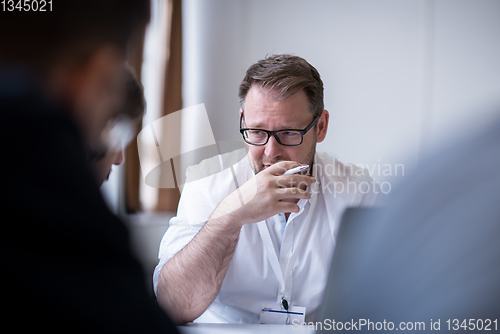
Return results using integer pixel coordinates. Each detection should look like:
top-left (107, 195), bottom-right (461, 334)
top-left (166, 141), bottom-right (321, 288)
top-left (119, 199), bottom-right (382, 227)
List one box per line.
top-left (238, 54), bottom-right (324, 117)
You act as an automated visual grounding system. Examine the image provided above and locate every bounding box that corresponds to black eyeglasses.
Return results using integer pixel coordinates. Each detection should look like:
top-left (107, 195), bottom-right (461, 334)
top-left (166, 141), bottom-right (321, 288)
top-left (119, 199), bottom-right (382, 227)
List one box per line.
top-left (239, 111), bottom-right (320, 146)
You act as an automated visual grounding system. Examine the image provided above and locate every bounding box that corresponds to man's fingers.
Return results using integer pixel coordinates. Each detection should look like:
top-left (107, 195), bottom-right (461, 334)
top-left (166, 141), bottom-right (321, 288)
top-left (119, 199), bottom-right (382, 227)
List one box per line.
top-left (277, 201), bottom-right (300, 214)
top-left (276, 174), bottom-right (315, 189)
top-left (275, 187), bottom-right (311, 200)
top-left (266, 161), bottom-right (301, 176)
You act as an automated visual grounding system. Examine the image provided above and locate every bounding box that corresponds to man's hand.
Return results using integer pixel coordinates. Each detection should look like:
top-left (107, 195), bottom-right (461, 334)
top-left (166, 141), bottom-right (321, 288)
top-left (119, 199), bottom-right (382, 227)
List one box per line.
top-left (157, 161), bottom-right (315, 323)
top-left (210, 161), bottom-right (316, 225)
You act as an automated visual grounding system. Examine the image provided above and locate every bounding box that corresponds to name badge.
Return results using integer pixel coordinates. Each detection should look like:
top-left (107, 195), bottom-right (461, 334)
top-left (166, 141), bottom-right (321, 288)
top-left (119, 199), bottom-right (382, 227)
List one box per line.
top-left (260, 304), bottom-right (306, 324)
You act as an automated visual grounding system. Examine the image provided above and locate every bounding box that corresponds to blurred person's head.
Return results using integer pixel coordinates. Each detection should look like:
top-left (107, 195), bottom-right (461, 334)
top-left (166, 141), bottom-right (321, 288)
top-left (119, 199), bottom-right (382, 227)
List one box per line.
top-left (0, 0), bottom-right (150, 151)
top-left (238, 54), bottom-right (329, 174)
top-left (91, 66), bottom-right (146, 185)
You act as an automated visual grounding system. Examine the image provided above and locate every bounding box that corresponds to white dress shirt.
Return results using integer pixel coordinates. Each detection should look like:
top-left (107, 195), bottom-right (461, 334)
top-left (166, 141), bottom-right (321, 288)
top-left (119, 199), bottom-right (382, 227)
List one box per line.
top-left (153, 149), bottom-right (381, 323)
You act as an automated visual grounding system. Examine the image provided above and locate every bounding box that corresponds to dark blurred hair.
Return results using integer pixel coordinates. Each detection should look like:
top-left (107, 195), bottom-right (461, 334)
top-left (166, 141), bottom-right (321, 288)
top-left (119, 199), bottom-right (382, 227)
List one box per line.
top-left (120, 65), bottom-right (146, 119)
top-left (0, 0), bottom-right (150, 70)
top-left (238, 54), bottom-right (324, 117)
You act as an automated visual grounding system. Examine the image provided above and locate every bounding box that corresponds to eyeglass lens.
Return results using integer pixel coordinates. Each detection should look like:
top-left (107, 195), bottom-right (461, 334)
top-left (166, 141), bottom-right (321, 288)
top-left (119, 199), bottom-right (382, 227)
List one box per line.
top-left (243, 129), bottom-right (302, 145)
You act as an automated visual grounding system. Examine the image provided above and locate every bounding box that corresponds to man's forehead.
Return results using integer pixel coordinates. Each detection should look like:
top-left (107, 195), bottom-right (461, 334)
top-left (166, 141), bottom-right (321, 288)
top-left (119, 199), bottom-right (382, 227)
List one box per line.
top-left (243, 87), bottom-right (312, 129)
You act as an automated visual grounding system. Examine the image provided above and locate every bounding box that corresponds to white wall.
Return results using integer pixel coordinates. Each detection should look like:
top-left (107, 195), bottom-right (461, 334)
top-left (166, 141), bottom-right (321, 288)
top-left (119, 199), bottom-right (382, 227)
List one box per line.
top-left (430, 0), bottom-right (500, 145)
top-left (183, 0), bottom-right (500, 188)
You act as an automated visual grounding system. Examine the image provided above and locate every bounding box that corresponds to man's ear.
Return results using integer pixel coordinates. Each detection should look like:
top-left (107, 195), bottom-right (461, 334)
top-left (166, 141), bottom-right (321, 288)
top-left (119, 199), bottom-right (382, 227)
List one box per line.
top-left (316, 109), bottom-right (329, 143)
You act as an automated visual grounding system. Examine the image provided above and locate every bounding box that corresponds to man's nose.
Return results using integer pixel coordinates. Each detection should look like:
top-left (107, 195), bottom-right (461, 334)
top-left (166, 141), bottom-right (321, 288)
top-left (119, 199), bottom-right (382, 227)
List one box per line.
top-left (113, 149), bottom-right (124, 166)
top-left (264, 134), bottom-right (283, 159)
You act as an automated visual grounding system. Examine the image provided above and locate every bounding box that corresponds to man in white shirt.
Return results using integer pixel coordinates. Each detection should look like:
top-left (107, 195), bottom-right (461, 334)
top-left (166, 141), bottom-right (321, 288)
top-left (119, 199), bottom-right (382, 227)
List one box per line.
top-left (154, 54), bottom-right (382, 324)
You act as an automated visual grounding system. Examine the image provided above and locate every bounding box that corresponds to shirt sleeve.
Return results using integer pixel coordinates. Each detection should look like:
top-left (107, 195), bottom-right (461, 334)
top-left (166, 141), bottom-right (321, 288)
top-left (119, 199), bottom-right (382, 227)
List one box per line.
top-left (152, 159), bottom-right (242, 293)
top-left (152, 177), bottom-right (209, 294)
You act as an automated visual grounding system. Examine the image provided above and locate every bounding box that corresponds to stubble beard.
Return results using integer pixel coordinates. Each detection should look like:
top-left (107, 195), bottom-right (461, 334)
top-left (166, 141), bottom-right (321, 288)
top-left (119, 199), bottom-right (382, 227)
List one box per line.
top-left (248, 142), bottom-right (316, 175)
